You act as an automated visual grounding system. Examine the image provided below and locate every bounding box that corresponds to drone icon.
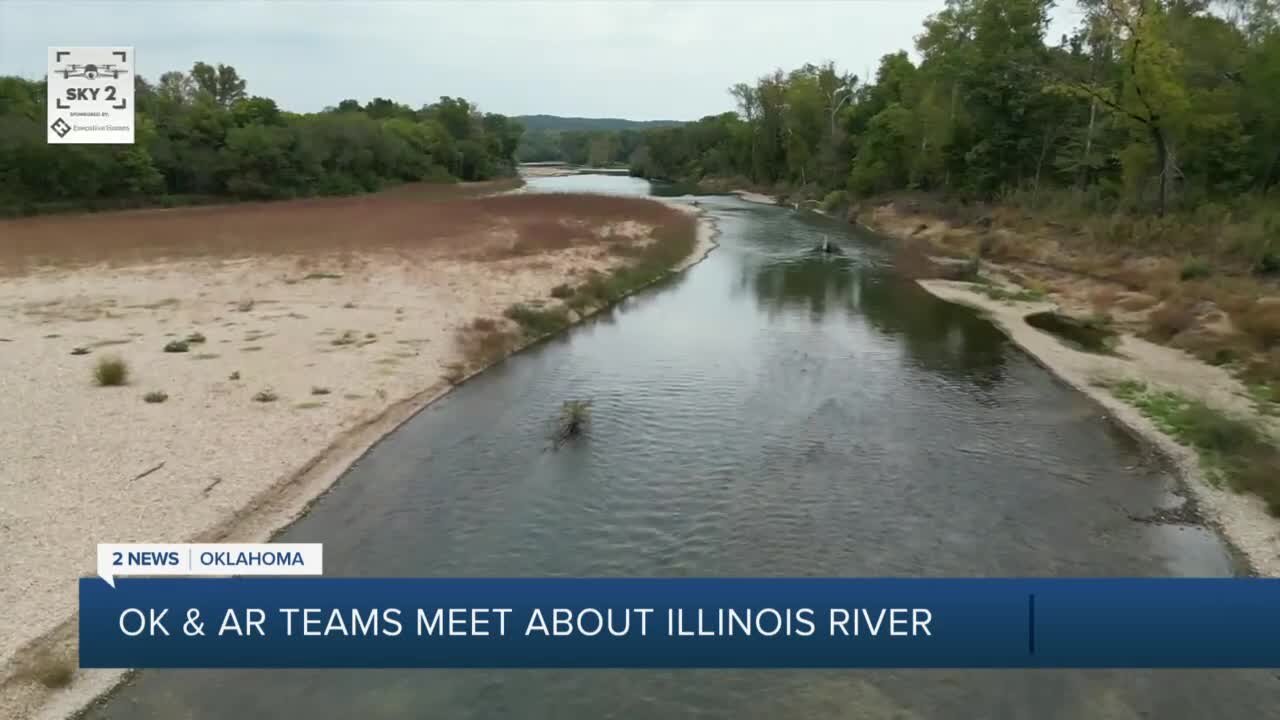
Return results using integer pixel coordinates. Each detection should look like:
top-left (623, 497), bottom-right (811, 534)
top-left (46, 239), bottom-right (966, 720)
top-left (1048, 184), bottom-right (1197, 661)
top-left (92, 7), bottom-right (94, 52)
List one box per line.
top-left (58, 63), bottom-right (127, 81)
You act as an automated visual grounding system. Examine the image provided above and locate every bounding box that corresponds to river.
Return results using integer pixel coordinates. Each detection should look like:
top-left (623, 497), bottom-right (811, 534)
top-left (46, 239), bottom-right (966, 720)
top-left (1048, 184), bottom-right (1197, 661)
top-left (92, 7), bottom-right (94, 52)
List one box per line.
top-left (83, 175), bottom-right (1278, 719)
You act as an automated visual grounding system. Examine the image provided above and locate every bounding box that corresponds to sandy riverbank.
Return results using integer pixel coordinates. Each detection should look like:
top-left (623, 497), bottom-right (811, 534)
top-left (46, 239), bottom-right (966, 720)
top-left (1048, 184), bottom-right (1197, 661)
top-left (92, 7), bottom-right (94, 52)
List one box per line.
top-left (856, 201), bottom-right (1280, 576)
top-left (731, 190), bottom-right (779, 206)
top-left (0, 187), bottom-right (716, 720)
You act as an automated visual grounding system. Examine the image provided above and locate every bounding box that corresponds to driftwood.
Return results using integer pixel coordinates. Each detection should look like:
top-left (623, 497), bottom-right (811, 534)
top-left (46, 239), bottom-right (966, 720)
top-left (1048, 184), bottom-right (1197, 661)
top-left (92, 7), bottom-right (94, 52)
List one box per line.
top-left (128, 461), bottom-right (165, 484)
top-left (813, 236), bottom-right (845, 255)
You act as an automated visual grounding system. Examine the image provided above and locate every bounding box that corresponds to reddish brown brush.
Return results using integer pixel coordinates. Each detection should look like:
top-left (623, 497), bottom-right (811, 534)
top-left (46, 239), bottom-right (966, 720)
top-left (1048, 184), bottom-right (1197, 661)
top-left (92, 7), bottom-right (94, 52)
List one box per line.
top-left (0, 186), bottom-right (692, 275)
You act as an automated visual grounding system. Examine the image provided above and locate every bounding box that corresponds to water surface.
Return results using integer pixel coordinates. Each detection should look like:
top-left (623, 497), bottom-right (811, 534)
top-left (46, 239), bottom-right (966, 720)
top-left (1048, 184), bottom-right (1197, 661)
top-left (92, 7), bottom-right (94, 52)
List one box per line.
top-left (87, 175), bottom-right (1277, 719)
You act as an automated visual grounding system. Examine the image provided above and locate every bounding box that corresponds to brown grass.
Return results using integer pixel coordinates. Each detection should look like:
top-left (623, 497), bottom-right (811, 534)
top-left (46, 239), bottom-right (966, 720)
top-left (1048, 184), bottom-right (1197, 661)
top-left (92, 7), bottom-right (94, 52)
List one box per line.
top-left (0, 186), bottom-right (692, 275)
top-left (1146, 298), bottom-right (1199, 342)
top-left (1089, 286), bottom-right (1119, 315)
top-left (13, 651), bottom-right (74, 689)
top-left (455, 321), bottom-right (519, 372)
top-left (893, 240), bottom-right (946, 279)
top-left (1237, 305), bottom-right (1280, 350)
top-left (470, 317), bottom-right (498, 332)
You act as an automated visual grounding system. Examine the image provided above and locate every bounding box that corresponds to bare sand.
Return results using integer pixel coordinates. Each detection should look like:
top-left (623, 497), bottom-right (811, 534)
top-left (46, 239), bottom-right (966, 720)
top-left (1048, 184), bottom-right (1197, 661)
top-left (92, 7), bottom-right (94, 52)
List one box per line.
top-left (732, 190), bottom-right (779, 206)
top-left (0, 189), bottom-right (716, 720)
top-left (518, 163), bottom-right (577, 178)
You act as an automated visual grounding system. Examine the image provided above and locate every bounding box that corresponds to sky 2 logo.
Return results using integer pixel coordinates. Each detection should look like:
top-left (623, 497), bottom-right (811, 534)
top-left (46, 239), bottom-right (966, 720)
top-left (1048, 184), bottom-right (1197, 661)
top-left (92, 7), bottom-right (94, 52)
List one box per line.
top-left (54, 50), bottom-right (129, 110)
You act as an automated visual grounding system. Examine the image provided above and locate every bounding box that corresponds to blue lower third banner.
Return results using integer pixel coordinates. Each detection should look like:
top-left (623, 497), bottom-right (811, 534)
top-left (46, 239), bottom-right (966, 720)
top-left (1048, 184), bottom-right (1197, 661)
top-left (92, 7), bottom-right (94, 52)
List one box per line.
top-left (79, 578), bottom-right (1280, 668)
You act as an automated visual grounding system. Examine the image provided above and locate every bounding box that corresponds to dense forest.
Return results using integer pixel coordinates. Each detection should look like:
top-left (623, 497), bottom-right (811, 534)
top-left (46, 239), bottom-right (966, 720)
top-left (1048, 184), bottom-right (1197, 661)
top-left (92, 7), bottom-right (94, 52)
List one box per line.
top-left (629, 0), bottom-right (1279, 235)
top-left (514, 116), bottom-right (682, 165)
top-left (0, 63), bottom-right (523, 214)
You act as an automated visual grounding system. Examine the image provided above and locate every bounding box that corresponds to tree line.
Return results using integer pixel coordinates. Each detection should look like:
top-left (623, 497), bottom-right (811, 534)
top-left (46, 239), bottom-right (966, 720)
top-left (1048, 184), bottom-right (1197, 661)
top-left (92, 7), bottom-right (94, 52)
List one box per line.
top-left (516, 128), bottom-right (645, 165)
top-left (0, 62), bottom-right (523, 214)
top-left (628, 0), bottom-right (1280, 221)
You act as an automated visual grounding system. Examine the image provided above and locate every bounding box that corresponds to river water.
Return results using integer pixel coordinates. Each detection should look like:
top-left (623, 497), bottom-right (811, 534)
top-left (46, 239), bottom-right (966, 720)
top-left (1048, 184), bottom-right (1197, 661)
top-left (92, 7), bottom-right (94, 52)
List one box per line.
top-left (85, 175), bottom-right (1277, 719)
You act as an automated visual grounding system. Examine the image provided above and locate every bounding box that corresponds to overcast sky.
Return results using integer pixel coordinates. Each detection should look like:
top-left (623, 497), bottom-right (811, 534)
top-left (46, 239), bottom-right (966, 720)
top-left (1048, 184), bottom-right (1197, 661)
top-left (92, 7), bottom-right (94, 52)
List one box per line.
top-left (0, 1), bottom-right (1083, 120)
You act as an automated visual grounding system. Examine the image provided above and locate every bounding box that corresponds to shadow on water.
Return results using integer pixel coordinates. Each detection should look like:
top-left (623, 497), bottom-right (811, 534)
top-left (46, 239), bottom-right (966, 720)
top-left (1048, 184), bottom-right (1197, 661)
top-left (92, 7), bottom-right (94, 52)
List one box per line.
top-left (82, 176), bottom-right (1277, 720)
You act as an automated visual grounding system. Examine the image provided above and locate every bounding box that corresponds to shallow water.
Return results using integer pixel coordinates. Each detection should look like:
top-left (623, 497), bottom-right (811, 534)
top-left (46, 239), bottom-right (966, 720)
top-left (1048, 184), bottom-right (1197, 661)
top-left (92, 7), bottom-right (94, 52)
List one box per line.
top-left (86, 175), bottom-right (1278, 719)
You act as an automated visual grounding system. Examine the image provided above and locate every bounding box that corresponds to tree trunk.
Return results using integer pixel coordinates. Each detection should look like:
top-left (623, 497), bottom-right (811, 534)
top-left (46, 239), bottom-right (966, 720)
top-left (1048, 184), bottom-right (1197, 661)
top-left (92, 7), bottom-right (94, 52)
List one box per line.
top-left (1079, 98), bottom-right (1097, 188)
top-left (1150, 124), bottom-right (1169, 217)
top-left (1034, 126), bottom-right (1055, 204)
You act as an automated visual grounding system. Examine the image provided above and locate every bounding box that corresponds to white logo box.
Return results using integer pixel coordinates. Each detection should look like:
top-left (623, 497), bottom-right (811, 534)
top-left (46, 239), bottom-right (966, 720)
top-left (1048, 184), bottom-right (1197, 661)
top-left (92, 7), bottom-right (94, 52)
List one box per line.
top-left (47, 46), bottom-right (135, 144)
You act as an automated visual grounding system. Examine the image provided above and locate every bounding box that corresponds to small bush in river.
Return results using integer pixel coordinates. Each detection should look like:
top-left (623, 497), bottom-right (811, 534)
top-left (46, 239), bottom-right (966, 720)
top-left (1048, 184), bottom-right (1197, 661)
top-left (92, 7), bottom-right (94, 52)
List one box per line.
top-left (163, 339), bottom-right (190, 353)
top-left (93, 355), bottom-right (129, 386)
top-left (552, 399), bottom-right (592, 448)
top-left (143, 390), bottom-right (169, 404)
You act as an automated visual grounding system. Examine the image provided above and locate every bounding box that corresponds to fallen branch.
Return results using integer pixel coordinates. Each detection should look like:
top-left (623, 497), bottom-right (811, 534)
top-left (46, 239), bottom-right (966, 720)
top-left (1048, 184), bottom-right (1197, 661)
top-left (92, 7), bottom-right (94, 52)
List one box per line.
top-left (128, 461), bottom-right (165, 484)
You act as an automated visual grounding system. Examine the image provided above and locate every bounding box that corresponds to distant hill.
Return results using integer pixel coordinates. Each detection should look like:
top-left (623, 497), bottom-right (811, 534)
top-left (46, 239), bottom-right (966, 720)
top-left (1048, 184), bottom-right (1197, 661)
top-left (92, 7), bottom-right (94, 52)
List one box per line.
top-left (515, 115), bottom-right (685, 132)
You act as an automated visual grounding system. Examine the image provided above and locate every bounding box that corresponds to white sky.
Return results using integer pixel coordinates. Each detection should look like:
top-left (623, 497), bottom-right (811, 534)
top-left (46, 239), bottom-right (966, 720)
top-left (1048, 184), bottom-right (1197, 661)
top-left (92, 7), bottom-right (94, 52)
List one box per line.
top-left (0, 1), bottom-right (1085, 120)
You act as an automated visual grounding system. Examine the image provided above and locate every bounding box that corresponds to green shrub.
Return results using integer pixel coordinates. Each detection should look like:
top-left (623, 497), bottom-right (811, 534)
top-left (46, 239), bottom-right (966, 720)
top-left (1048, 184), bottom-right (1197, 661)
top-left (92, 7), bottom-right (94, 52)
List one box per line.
top-left (1179, 258), bottom-right (1212, 281)
top-left (503, 304), bottom-right (570, 338)
top-left (550, 283), bottom-right (574, 299)
top-left (820, 190), bottom-right (848, 212)
top-left (93, 356), bottom-right (129, 386)
top-left (163, 339), bottom-right (190, 353)
top-left (143, 390), bottom-right (169, 404)
top-left (1256, 252), bottom-right (1280, 276)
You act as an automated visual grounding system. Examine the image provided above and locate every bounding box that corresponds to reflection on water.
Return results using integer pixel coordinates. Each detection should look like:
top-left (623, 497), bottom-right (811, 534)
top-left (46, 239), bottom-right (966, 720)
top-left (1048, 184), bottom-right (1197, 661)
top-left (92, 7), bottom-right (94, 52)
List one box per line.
top-left (85, 176), bottom-right (1274, 720)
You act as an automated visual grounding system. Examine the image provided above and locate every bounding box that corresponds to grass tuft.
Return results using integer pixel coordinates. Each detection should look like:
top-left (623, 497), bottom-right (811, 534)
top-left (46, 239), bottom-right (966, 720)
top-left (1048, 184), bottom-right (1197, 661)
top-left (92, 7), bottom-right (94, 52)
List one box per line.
top-left (185, 331), bottom-right (206, 344)
top-left (14, 653), bottom-right (74, 689)
top-left (93, 355), bottom-right (128, 386)
top-left (143, 390), bottom-right (169, 404)
top-left (976, 283), bottom-right (1045, 303)
top-left (163, 339), bottom-right (190, 353)
top-left (1107, 379), bottom-right (1280, 514)
top-left (311, 386), bottom-right (331, 395)
top-left (252, 388), bottom-right (279, 403)
top-left (70, 346), bottom-right (90, 355)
